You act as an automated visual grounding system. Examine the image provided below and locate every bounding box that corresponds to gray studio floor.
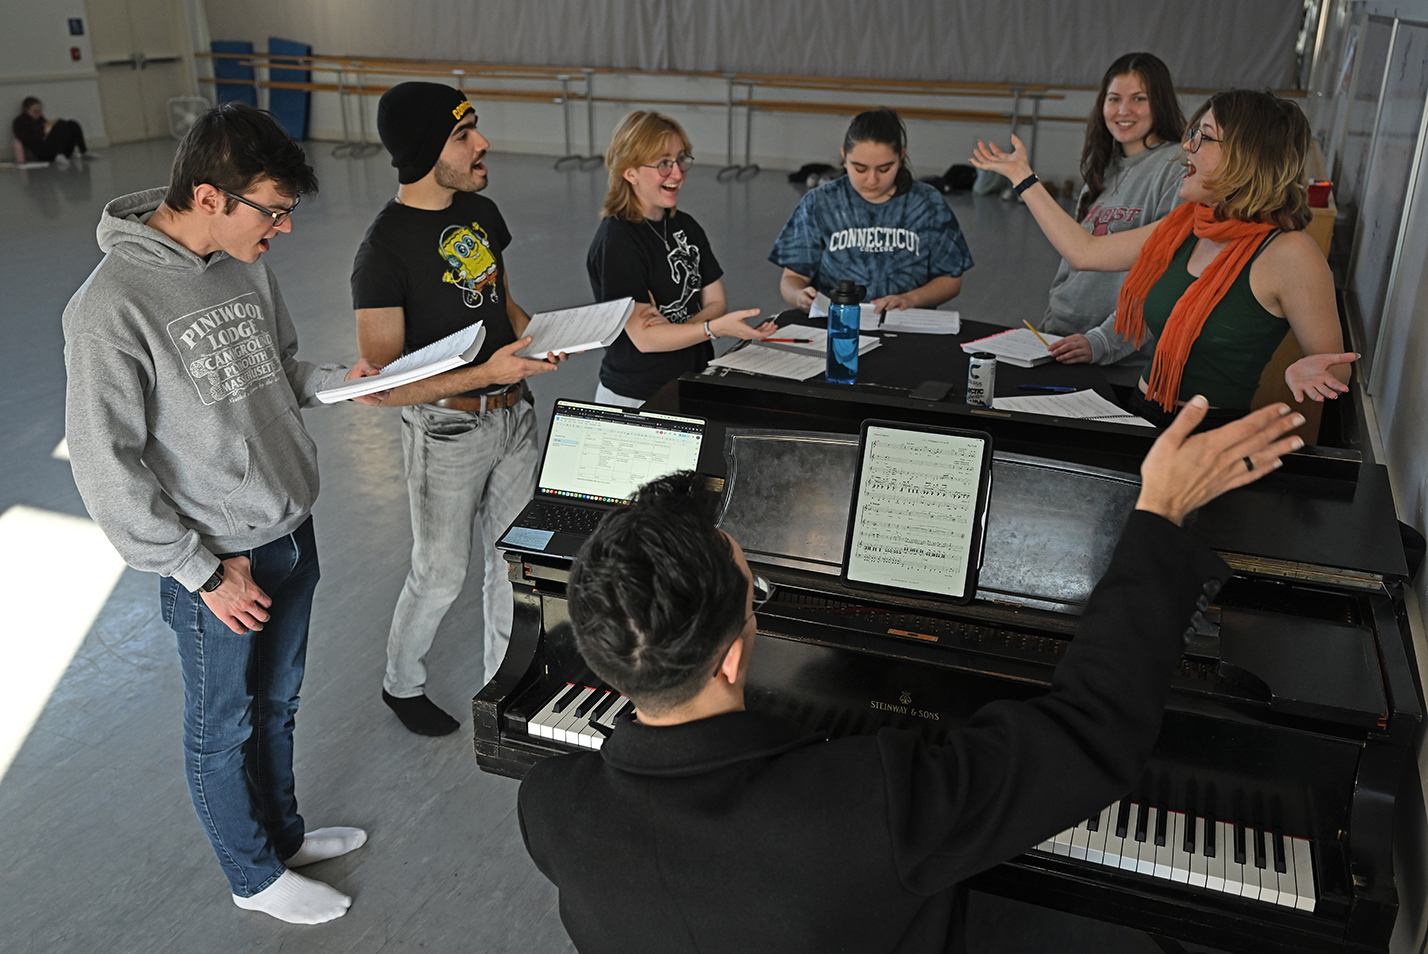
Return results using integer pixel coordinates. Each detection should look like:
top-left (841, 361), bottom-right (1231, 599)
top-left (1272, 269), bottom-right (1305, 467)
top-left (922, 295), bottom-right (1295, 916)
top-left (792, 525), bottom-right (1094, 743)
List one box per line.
top-left (0, 139), bottom-right (1215, 953)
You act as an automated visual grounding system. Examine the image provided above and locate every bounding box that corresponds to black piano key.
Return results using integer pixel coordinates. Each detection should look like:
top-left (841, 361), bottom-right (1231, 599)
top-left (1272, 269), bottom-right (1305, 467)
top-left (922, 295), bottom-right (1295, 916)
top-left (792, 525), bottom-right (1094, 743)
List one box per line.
top-left (590, 690), bottom-right (619, 723)
top-left (1254, 827), bottom-right (1267, 870)
top-left (1183, 812), bottom-right (1197, 854)
top-left (1204, 812), bottom-right (1216, 858)
top-left (1273, 831), bottom-right (1288, 874)
top-left (1116, 799), bottom-right (1132, 839)
top-left (1134, 801), bottom-right (1149, 843)
top-left (1234, 822), bottom-right (1247, 865)
top-left (551, 683), bottom-right (583, 714)
top-left (574, 688), bottom-right (606, 719)
top-left (1086, 813), bottom-right (1099, 833)
top-left (1154, 805), bottom-right (1168, 848)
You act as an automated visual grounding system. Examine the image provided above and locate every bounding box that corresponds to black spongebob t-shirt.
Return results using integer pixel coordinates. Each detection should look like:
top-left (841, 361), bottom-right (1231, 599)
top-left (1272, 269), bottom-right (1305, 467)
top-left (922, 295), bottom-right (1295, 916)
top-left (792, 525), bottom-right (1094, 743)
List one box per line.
top-left (351, 191), bottom-right (517, 392)
top-left (586, 209), bottom-right (723, 400)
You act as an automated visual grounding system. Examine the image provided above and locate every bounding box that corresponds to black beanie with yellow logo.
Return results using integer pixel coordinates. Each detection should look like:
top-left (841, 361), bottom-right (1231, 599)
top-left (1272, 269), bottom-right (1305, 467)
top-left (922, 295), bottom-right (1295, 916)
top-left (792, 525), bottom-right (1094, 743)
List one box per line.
top-left (377, 82), bottom-right (475, 184)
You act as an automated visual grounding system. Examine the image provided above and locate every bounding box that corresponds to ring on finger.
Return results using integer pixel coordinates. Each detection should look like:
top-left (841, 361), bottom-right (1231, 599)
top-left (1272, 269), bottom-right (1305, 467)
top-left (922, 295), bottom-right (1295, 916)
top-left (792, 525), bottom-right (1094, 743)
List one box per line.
top-left (1243, 456), bottom-right (1254, 472)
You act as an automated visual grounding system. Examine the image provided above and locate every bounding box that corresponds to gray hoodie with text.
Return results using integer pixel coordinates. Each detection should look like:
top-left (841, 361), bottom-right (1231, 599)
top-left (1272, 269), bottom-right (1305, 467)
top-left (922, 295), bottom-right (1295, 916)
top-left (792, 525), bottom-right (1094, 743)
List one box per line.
top-left (63, 188), bottom-right (346, 591)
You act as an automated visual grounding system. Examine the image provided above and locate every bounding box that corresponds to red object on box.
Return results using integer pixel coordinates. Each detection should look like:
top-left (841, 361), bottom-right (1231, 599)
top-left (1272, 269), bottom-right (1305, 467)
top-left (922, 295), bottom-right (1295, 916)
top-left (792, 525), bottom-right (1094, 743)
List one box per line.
top-left (1308, 180), bottom-right (1332, 207)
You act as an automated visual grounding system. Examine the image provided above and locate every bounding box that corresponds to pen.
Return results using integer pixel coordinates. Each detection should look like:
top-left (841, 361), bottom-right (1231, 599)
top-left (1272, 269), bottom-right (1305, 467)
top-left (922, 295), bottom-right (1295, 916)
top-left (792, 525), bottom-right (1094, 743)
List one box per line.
top-left (761, 338), bottom-right (813, 344)
top-left (1022, 319), bottom-right (1052, 349)
top-left (1017, 385), bottom-right (1077, 392)
top-left (878, 305), bottom-right (889, 328)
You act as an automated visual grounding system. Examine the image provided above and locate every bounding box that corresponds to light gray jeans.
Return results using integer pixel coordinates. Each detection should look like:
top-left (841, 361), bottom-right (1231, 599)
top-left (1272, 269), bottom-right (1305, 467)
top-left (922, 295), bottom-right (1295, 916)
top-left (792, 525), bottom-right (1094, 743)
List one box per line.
top-left (385, 398), bottom-right (538, 698)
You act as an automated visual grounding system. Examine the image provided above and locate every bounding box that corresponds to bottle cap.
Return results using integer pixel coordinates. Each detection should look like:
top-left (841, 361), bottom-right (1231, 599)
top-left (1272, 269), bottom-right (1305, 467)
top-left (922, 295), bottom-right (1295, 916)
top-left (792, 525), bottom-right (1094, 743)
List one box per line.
top-left (830, 279), bottom-right (866, 305)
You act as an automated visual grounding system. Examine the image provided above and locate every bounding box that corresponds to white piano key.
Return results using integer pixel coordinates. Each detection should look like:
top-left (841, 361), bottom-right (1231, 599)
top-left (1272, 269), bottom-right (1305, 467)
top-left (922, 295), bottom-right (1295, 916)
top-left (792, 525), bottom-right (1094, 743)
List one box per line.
top-left (1085, 807), bottom-right (1111, 865)
top-left (1168, 811), bottom-right (1191, 884)
top-left (1152, 808), bottom-right (1174, 880)
top-left (1240, 840), bottom-right (1262, 901)
top-left (529, 682), bottom-right (575, 740)
top-left (1206, 821), bottom-right (1227, 893)
top-left (1052, 822), bottom-right (1075, 856)
top-left (1272, 833), bottom-right (1297, 909)
top-left (1117, 803), bottom-right (1141, 872)
top-left (598, 694), bottom-right (631, 731)
top-left (1188, 816), bottom-right (1209, 888)
top-left (1289, 836), bottom-right (1317, 912)
top-left (1069, 818), bottom-right (1091, 860)
top-left (574, 690), bottom-right (612, 748)
top-left (1102, 807), bottom-right (1129, 870)
top-left (1223, 822), bottom-right (1250, 898)
top-left (1257, 830), bottom-right (1279, 906)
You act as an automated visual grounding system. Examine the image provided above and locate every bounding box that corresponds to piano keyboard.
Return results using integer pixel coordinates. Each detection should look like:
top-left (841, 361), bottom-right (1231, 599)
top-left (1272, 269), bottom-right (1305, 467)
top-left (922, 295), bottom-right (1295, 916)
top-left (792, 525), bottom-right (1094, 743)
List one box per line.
top-left (1034, 800), bottom-right (1316, 912)
top-left (526, 682), bottom-right (631, 750)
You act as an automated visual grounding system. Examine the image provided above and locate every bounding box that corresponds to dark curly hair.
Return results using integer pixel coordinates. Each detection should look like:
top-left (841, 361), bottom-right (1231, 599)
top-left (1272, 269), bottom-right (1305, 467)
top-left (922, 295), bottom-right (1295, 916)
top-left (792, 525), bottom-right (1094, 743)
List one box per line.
top-left (843, 107), bottom-right (914, 198)
top-left (568, 471), bottom-right (748, 715)
top-left (165, 102), bottom-right (317, 213)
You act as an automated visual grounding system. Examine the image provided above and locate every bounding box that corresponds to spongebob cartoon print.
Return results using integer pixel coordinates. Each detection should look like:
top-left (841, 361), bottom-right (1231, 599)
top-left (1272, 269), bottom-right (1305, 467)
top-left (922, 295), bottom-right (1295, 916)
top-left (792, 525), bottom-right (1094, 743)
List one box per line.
top-left (440, 222), bottom-right (502, 308)
top-left (660, 229), bottom-right (701, 323)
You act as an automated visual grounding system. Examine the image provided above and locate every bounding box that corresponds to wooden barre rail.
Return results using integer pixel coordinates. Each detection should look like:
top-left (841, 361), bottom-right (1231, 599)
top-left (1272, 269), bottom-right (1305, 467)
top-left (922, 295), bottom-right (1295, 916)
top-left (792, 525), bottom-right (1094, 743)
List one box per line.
top-left (196, 50), bottom-right (1078, 171)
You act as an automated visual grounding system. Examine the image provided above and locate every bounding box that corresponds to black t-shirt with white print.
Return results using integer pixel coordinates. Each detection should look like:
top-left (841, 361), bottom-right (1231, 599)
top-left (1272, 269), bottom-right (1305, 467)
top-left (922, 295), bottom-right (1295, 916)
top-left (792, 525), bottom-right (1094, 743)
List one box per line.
top-left (351, 191), bottom-right (516, 395)
top-left (586, 209), bottom-right (723, 401)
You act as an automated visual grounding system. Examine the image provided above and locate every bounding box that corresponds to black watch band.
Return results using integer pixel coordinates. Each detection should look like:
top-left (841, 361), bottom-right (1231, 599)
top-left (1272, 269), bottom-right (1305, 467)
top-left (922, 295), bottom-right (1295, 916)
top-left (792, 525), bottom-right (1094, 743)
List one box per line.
top-left (199, 564), bottom-right (225, 593)
top-left (1013, 173), bottom-right (1040, 196)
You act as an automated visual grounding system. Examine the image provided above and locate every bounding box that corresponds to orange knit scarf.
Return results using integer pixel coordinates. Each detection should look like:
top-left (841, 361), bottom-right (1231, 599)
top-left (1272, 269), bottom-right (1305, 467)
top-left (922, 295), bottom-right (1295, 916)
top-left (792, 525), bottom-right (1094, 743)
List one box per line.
top-left (1114, 202), bottom-right (1275, 411)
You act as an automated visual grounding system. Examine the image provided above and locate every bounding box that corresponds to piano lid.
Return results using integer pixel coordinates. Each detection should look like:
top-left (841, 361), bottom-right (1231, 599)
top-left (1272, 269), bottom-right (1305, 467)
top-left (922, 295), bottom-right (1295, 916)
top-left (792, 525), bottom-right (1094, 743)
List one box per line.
top-left (717, 429), bottom-right (1142, 613)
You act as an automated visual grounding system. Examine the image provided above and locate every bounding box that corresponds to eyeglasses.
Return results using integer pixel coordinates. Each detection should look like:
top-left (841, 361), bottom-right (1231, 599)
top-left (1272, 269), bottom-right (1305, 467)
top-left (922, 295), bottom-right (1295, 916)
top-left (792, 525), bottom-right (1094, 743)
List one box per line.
top-left (752, 574), bottom-right (774, 612)
top-left (1185, 126), bottom-right (1223, 154)
top-left (641, 155), bottom-right (694, 177)
top-left (211, 186), bottom-right (300, 226)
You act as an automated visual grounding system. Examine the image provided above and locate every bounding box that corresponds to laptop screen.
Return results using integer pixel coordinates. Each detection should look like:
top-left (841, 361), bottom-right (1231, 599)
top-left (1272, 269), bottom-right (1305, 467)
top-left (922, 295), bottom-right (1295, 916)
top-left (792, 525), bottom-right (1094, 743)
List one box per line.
top-left (538, 401), bottom-right (706, 506)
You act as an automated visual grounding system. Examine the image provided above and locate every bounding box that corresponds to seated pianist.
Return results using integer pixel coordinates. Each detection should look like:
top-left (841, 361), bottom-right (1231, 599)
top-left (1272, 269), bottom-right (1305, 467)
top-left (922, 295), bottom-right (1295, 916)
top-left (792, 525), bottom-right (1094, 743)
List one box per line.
top-left (518, 398), bottom-right (1307, 953)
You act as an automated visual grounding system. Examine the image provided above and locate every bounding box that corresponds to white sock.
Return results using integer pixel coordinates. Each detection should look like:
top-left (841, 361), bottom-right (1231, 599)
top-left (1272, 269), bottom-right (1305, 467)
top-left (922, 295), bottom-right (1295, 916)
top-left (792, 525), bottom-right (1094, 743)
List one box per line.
top-left (284, 826), bottom-right (369, 867)
top-left (232, 869), bottom-right (351, 924)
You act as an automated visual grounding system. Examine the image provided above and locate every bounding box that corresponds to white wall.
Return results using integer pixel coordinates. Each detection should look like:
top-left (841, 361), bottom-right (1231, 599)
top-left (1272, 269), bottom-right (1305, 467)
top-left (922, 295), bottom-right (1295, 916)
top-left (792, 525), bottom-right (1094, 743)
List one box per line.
top-left (0, 0), bottom-right (108, 146)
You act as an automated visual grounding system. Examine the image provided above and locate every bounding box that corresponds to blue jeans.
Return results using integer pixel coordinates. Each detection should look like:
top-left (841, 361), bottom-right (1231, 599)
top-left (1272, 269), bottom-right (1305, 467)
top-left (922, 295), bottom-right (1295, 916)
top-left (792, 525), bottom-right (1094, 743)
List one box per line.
top-left (385, 399), bottom-right (538, 697)
top-left (162, 517), bottom-right (319, 897)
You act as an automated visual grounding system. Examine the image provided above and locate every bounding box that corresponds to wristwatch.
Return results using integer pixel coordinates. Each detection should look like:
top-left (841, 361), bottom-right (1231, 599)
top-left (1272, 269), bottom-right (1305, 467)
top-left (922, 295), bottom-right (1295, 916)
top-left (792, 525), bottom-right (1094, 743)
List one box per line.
top-left (199, 564), bottom-right (225, 593)
top-left (702, 320), bottom-right (715, 340)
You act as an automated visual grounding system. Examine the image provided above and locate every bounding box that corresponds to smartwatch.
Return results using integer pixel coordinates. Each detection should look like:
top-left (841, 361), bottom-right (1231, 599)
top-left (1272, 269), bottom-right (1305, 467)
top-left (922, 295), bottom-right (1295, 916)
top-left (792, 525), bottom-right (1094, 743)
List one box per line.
top-left (199, 564), bottom-right (225, 593)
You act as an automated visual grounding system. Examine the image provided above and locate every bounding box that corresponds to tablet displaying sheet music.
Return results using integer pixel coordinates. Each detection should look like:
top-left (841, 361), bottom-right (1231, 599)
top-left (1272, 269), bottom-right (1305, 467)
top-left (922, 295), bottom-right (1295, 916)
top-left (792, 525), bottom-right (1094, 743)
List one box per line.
top-left (841, 421), bottom-right (994, 603)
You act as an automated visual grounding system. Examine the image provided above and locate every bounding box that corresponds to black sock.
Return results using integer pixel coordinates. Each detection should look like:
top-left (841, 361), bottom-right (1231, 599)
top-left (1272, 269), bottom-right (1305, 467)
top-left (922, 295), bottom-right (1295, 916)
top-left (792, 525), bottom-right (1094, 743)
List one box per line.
top-left (382, 690), bottom-right (459, 736)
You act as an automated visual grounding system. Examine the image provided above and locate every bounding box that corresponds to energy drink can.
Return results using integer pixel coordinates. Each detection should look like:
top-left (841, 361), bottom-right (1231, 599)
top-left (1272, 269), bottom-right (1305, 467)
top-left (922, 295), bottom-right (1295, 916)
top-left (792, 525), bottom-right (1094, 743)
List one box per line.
top-left (966, 352), bottom-right (996, 408)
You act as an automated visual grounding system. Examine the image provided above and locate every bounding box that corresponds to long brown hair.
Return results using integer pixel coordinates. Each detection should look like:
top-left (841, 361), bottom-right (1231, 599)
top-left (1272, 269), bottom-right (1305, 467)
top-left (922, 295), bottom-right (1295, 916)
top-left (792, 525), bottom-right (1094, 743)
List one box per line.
top-left (1078, 53), bottom-right (1184, 221)
top-left (1189, 89), bottom-right (1311, 231)
top-left (601, 111), bottom-right (693, 223)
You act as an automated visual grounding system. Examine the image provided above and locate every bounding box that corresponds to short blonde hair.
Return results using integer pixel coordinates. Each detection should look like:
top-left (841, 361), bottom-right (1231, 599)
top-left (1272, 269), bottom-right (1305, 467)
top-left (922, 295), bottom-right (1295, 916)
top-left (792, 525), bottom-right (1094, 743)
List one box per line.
top-left (601, 111), bottom-right (693, 223)
top-left (1191, 89), bottom-right (1311, 231)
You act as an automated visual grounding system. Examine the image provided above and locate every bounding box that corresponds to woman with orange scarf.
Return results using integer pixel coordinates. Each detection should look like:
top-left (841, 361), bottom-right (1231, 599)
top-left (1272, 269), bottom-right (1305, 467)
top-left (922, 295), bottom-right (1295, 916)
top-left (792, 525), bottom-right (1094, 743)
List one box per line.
top-left (970, 89), bottom-right (1355, 428)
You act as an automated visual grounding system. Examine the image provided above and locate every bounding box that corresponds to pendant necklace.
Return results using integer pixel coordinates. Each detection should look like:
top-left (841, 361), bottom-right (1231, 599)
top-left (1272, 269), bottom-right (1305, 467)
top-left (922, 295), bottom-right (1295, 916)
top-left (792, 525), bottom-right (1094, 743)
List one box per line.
top-left (646, 211), bottom-right (670, 252)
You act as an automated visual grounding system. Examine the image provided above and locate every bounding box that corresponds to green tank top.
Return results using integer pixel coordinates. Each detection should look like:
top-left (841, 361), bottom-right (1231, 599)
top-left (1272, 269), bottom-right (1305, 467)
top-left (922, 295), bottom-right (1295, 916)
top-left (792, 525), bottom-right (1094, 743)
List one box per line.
top-left (1141, 232), bottom-right (1288, 410)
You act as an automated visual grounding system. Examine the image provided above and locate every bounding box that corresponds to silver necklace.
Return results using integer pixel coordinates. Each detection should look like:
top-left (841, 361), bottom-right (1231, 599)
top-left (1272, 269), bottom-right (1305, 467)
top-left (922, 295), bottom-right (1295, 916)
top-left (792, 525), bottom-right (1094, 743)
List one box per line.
top-left (646, 213), bottom-right (670, 252)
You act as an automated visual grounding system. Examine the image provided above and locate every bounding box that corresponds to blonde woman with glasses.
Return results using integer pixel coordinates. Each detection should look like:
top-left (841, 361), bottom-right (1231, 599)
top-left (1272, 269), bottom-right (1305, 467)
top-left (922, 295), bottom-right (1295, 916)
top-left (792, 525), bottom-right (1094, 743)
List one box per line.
top-left (972, 89), bottom-right (1356, 430)
top-left (587, 111), bottom-right (775, 406)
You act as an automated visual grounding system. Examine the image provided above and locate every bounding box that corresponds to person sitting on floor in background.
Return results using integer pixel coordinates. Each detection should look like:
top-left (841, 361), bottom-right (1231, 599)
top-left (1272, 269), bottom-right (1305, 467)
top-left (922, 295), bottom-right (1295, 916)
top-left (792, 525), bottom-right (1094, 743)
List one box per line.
top-left (587, 110), bottom-right (775, 408)
top-left (13, 97), bottom-right (96, 167)
top-left (1040, 52), bottom-right (1186, 387)
top-left (972, 89), bottom-right (1356, 429)
top-left (770, 106), bottom-right (972, 319)
top-left (519, 397), bottom-right (1306, 954)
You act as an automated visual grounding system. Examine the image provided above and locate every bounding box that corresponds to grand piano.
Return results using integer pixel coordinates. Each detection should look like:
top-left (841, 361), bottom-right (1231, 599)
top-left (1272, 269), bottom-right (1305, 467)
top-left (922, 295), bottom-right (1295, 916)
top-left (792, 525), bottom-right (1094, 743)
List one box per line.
top-left (474, 333), bottom-right (1422, 954)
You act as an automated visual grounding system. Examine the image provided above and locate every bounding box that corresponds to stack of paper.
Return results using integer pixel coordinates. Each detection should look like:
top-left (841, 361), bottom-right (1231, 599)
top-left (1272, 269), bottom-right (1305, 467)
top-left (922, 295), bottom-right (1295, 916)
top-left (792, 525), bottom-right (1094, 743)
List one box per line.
top-left (516, 297), bottom-right (635, 359)
top-left (992, 389), bottom-right (1155, 427)
top-left (316, 321), bottom-right (486, 404)
top-left (960, 327), bottom-right (1063, 367)
top-left (810, 293), bottom-right (960, 334)
top-left (708, 324), bottom-right (881, 381)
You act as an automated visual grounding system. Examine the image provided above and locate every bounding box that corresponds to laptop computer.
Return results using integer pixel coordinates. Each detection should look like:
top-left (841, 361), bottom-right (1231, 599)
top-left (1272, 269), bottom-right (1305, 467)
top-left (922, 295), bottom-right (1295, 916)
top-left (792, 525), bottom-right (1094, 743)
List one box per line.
top-left (496, 399), bottom-right (708, 559)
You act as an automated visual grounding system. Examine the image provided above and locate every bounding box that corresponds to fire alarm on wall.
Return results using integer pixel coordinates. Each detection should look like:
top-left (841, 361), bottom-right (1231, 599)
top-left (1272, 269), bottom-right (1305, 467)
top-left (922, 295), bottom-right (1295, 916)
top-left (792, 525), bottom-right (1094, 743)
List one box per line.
top-left (71, 47), bottom-right (82, 61)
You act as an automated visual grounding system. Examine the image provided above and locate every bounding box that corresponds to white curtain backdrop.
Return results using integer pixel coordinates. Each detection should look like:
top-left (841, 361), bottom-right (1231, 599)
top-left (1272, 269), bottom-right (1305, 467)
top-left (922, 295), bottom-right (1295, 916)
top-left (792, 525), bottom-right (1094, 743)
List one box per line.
top-left (204, 0), bottom-right (1303, 88)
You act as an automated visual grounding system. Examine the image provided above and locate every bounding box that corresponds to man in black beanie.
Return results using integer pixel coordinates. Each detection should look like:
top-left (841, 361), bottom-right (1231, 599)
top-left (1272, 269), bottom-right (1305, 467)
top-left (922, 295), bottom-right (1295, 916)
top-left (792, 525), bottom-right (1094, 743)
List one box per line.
top-left (351, 81), bottom-right (563, 736)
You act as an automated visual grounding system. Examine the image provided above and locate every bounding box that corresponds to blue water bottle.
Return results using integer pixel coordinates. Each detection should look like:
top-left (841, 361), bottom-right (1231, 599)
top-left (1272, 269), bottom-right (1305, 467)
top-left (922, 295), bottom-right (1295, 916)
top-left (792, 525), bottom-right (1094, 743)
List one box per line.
top-left (826, 279), bottom-right (865, 385)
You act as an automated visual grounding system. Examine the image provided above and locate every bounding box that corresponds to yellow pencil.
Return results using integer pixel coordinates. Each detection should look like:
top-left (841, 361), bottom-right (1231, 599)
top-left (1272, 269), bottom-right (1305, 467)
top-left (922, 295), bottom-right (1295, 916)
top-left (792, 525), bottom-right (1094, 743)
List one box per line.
top-left (1023, 319), bottom-right (1052, 350)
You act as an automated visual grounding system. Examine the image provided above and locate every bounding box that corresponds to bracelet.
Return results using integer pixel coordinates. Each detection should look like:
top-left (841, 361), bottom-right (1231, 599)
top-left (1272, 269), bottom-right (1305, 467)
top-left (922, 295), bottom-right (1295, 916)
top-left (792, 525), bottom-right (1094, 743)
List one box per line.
top-left (703, 320), bottom-right (715, 340)
top-left (1013, 173), bottom-right (1040, 196)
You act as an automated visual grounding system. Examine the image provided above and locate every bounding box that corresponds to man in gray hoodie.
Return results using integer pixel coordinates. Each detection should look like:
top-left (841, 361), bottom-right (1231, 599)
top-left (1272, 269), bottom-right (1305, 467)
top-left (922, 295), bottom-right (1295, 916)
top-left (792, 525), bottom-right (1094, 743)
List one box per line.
top-left (63, 104), bottom-right (381, 925)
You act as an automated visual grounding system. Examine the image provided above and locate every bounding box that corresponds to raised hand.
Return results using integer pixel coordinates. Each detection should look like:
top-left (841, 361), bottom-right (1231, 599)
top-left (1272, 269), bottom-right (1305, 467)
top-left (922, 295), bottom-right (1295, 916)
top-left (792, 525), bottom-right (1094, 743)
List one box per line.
top-left (1136, 397), bottom-right (1306, 526)
top-left (969, 134), bottom-right (1034, 184)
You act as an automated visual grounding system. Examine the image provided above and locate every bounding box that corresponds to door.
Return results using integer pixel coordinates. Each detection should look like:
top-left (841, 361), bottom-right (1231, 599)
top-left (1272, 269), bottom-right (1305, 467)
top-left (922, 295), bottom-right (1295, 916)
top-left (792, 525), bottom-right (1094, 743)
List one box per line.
top-left (88, 0), bottom-right (195, 142)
